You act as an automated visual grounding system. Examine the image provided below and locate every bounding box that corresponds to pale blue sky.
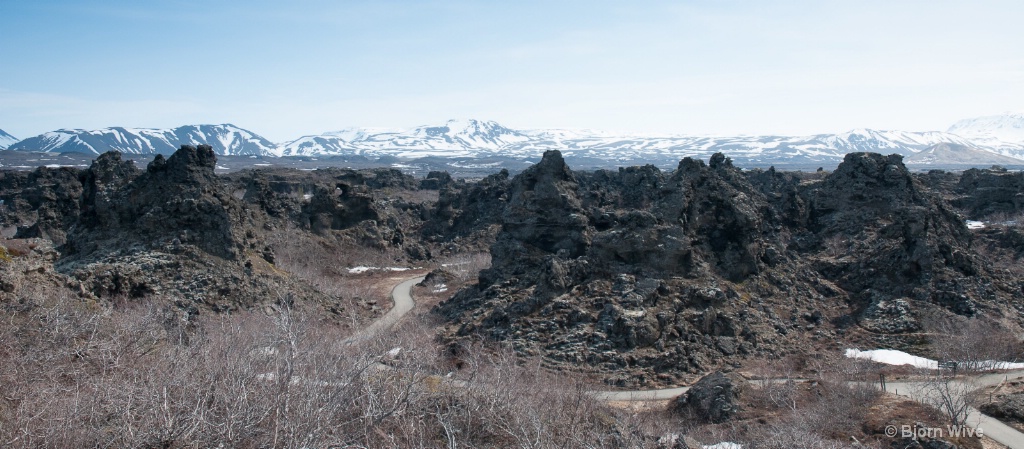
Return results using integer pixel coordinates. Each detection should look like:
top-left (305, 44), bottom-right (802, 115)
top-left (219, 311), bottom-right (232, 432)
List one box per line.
top-left (1, 0), bottom-right (1022, 142)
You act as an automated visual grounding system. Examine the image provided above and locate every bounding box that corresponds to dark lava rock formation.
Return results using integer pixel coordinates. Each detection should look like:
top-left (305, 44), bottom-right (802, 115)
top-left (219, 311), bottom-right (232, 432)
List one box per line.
top-left (4, 146), bottom-right (1024, 386)
top-left (434, 151), bottom-right (1024, 386)
top-left (1, 145), bottom-right (433, 319)
top-left (670, 371), bottom-right (745, 423)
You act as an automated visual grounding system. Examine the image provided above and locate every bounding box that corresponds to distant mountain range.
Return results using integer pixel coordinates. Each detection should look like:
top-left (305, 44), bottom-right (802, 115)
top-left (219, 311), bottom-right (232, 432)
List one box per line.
top-left (5, 114), bottom-right (1024, 168)
top-left (0, 129), bottom-right (17, 150)
top-left (947, 113), bottom-right (1024, 158)
top-left (8, 124), bottom-right (274, 156)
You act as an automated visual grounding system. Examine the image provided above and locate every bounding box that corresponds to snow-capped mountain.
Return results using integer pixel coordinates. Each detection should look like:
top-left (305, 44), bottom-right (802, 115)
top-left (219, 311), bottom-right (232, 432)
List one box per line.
top-left (904, 142), bottom-right (1024, 165)
top-left (947, 113), bottom-right (1024, 158)
top-left (0, 129), bottom-right (17, 150)
top-left (278, 119), bottom-right (1009, 166)
top-left (10, 124), bottom-right (275, 156)
top-left (278, 119), bottom-right (531, 157)
top-left (6, 115), bottom-right (1023, 167)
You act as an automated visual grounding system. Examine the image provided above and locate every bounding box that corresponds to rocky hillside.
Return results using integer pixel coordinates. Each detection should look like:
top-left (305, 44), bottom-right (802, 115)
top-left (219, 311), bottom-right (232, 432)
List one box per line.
top-left (433, 150), bottom-right (1024, 387)
top-left (4, 145), bottom-right (1024, 388)
top-left (0, 145), bottom-right (436, 323)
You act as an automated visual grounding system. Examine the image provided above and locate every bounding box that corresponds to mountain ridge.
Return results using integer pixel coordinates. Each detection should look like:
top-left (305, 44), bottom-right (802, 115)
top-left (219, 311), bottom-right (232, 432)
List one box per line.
top-left (948, 113), bottom-right (1024, 158)
top-left (9, 124), bottom-right (275, 156)
top-left (7, 115), bottom-right (1024, 167)
top-left (0, 129), bottom-right (17, 150)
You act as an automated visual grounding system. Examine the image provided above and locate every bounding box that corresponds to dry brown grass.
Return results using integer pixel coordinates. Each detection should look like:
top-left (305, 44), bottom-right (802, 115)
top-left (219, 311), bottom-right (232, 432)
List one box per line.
top-left (386, 187), bottom-right (440, 205)
top-left (0, 286), bottom-right (668, 448)
top-left (267, 228), bottom-right (412, 323)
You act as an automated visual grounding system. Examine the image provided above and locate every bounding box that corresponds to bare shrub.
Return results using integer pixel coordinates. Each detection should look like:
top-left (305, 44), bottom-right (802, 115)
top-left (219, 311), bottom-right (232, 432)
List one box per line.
top-left (734, 355), bottom-right (882, 448)
top-left (922, 310), bottom-right (1023, 372)
top-left (268, 229), bottom-right (409, 327)
top-left (822, 234), bottom-right (848, 258)
top-left (3, 282), bottom-right (669, 448)
top-left (984, 210), bottom-right (1024, 228)
top-left (739, 423), bottom-right (859, 449)
top-left (387, 187), bottom-right (439, 205)
top-left (973, 234), bottom-right (1024, 278)
top-left (921, 377), bottom-right (978, 427)
top-left (432, 339), bottom-right (646, 448)
top-left (437, 251), bottom-right (491, 282)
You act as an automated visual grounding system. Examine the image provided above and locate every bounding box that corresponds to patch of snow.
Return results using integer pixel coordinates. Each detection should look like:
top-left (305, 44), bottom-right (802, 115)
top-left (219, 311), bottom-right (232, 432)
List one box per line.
top-left (346, 266), bottom-right (412, 274)
top-left (845, 348), bottom-right (1024, 370)
top-left (704, 443), bottom-right (742, 449)
top-left (846, 348), bottom-right (938, 369)
top-left (215, 165), bottom-right (230, 170)
top-left (966, 220), bottom-right (985, 230)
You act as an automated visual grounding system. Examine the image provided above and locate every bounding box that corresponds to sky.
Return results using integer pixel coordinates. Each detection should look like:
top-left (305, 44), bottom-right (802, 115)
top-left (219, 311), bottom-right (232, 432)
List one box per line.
top-left (1, 0), bottom-right (1022, 142)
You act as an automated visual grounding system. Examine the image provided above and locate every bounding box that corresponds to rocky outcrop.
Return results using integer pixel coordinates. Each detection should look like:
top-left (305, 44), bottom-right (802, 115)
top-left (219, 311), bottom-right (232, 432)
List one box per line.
top-left (0, 146), bottom-right (434, 314)
top-left (670, 371), bottom-right (745, 423)
top-left (422, 169), bottom-right (511, 254)
top-left (858, 296), bottom-right (920, 334)
top-left (4, 145), bottom-right (1024, 387)
top-left (434, 151), bottom-right (1023, 386)
top-left (980, 393), bottom-right (1024, 422)
top-left (1, 167), bottom-right (85, 245)
top-left (809, 153), bottom-right (978, 307)
top-left (300, 183), bottom-right (378, 234)
top-left (955, 167), bottom-right (1024, 219)
top-left (420, 171), bottom-right (454, 190)
top-left (63, 145), bottom-right (244, 261)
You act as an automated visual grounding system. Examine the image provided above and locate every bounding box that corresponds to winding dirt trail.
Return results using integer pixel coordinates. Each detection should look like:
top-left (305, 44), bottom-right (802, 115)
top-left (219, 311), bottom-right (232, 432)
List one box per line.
top-left (342, 275), bottom-right (424, 345)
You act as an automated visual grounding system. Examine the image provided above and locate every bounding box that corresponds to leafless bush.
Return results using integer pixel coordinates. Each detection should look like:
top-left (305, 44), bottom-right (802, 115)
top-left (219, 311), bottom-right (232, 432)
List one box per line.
top-left (272, 230), bottom-right (404, 280)
top-left (739, 423), bottom-right (859, 449)
top-left (922, 310), bottom-right (1023, 372)
top-left (3, 284), bottom-right (672, 448)
top-left (269, 229), bottom-right (408, 326)
top-left (387, 187), bottom-right (439, 205)
top-left (974, 235), bottom-right (1024, 278)
top-left (746, 357), bottom-right (803, 412)
top-left (920, 377), bottom-right (978, 427)
top-left (428, 338), bottom-right (674, 448)
top-left (984, 210), bottom-right (1024, 228)
top-left (437, 251), bottom-right (491, 282)
top-left (822, 234), bottom-right (848, 258)
top-left (733, 355), bottom-right (883, 448)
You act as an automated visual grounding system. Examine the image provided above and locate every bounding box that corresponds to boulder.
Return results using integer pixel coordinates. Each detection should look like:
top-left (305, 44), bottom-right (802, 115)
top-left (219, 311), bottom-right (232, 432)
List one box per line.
top-left (670, 371), bottom-right (745, 423)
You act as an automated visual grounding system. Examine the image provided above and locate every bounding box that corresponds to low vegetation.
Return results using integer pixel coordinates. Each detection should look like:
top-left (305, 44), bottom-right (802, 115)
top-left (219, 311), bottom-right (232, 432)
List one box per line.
top-left (0, 276), bottom-right (996, 448)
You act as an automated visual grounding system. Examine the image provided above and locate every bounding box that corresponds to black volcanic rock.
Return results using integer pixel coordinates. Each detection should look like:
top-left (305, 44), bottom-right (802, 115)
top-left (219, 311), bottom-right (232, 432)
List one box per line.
top-left (955, 167), bottom-right (1024, 219)
top-left (0, 148), bottom-right (433, 318)
top-left (671, 371), bottom-right (745, 423)
top-left (3, 167), bottom-right (85, 245)
top-left (433, 151), bottom-right (1024, 386)
top-left (65, 145), bottom-right (243, 261)
top-left (489, 150), bottom-right (590, 276)
top-left (980, 393), bottom-right (1024, 423)
top-left (423, 169), bottom-right (510, 247)
top-left (808, 153), bottom-right (980, 314)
